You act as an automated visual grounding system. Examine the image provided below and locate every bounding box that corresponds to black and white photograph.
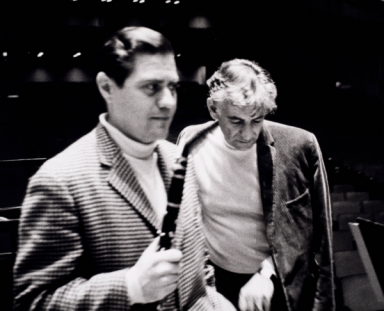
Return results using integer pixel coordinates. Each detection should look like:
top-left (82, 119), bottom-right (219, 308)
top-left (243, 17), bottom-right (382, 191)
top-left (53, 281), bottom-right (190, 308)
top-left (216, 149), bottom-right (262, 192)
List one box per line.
top-left (1, 1), bottom-right (384, 310)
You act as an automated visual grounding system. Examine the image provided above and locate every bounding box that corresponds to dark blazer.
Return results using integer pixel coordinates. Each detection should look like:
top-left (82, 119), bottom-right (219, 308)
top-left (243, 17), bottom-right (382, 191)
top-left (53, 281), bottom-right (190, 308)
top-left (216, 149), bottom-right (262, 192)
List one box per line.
top-left (177, 120), bottom-right (335, 311)
top-left (13, 123), bottom-right (235, 311)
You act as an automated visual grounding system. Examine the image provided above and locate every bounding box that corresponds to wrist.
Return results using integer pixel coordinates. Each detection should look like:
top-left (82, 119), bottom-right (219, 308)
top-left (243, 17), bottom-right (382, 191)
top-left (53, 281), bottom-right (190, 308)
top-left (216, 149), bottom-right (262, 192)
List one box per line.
top-left (125, 267), bottom-right (145, 304)
top-left (259, 266), bottom-right (275, 279)
top-left (259, 257), bottom-right (276, 279)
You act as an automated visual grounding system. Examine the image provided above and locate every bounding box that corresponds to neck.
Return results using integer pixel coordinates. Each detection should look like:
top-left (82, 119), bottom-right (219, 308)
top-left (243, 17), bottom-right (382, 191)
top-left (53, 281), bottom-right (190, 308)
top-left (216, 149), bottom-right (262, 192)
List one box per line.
top-left (100, 113), bottom-right (157, 159)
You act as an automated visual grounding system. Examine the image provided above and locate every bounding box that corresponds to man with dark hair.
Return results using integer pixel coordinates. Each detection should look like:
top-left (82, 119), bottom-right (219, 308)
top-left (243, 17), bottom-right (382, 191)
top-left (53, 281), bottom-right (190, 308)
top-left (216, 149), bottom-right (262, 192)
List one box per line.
top-left (178, 59), bottom-right (334, 311)
top-left (13, 27), bottom-right (234, 311)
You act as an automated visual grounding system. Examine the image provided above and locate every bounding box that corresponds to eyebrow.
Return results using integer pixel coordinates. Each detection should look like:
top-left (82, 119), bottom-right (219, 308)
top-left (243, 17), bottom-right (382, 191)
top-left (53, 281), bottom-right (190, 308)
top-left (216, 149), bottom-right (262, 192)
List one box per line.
top-left (138, 78), bottom-right (179, 85)
top-left (228, 115), bottom-right (262, 120)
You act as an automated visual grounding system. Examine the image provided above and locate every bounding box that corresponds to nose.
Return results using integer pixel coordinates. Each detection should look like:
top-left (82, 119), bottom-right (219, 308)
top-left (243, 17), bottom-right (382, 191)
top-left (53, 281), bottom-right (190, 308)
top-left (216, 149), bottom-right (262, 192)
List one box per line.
top-left (240, 123), bottom-right (256, 141)
top-left (157, 87), bottom-right (176, 109)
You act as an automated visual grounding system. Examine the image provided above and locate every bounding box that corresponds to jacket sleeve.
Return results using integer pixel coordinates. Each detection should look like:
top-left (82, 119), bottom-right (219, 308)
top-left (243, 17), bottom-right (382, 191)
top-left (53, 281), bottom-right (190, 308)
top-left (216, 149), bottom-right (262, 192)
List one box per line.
top-left (13, 169), bottom-right (133, 311)
top-left (310, 134), bottom-right (335, 311)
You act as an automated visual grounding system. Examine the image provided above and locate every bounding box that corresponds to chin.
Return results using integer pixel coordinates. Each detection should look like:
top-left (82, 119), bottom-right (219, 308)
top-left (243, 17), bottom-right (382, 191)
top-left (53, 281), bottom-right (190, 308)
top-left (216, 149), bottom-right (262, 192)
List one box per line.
top-left (234, 142), bottom-right (255, 151)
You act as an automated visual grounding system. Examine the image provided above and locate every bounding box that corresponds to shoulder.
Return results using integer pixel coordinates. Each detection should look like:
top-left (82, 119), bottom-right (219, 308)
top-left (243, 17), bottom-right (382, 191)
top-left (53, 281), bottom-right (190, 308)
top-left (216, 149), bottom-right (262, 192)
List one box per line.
top-left (34, 129), bottom-right (100, 182)
top-left (157, 139), bottom-right (178, 164)
top-left (264, 120), bottom-right (313, 137)
top-left (177, 121), bottom-right (217, 147)
top-left (264, 120), bottom-right (316, 146)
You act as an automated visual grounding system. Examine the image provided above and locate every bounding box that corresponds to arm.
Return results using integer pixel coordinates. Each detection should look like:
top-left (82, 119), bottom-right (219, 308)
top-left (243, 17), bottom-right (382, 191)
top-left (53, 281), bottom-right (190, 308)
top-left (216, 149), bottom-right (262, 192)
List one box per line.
top-left (13, 169), bottom-right (182, 310)
top-left (310, 134), bottom-right (335, 311)
top-left (13, 171), bottom-right (132, 311)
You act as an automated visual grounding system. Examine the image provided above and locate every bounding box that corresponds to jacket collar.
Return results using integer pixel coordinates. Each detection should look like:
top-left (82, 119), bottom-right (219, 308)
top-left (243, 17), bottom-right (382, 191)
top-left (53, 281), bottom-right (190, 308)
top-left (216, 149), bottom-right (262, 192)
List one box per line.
top-left (257, 121), bottom-right (276, 247)
top-left (96, 123), bottom-right (172, 230)
top-left (258, 120), bottom-right (275, 147)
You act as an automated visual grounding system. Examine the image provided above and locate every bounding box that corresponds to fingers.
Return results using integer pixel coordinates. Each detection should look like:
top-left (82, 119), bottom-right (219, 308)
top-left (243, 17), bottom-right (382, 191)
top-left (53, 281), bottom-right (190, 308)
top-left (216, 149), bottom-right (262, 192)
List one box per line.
top-left (238, 295), bottom-right (268, 311)
top-left (238, 273), bottom-right (274, 311)
top-left (264, 296), bottom-right (271, 311)
top-left (130, 238), bottom-right (184, 303)
top-left (156, 248), bottom-right (183, 263)
top-left (239, 294), bottom-right (263, 311)
top-left (238, 293), bottom-right (249, 311)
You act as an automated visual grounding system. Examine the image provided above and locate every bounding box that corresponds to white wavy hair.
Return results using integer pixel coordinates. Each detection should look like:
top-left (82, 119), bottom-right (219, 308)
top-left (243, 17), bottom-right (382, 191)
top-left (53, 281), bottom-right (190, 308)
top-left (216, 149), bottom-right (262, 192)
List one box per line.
top-left (207, 59), bottom-right (277, 115)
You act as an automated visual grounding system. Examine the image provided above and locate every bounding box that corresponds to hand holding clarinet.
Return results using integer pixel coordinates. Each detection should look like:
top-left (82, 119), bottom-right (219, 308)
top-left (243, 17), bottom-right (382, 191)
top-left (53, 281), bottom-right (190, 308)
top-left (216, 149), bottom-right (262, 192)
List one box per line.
top-left (125, 154), bottom-right (188, 306)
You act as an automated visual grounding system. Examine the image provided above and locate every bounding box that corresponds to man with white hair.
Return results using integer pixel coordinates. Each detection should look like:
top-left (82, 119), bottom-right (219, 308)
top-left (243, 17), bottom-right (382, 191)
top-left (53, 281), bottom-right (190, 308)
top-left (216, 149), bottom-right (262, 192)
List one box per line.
top-left (177, 59), bottom-right (334, 311)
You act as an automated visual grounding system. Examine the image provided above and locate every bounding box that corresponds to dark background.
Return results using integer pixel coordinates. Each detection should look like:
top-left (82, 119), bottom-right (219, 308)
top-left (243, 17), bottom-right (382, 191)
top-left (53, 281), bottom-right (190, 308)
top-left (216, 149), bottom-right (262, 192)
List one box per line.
top-left (0, 0), bottom-right (383, 175)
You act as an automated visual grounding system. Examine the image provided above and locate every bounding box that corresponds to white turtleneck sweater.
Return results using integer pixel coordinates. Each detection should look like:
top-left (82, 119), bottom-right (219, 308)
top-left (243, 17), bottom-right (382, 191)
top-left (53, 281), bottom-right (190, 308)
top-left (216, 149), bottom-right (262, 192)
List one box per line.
top-left (99, 113), bottom-right (167, 226)
top-left (192, 126), bottom-right (272, 274)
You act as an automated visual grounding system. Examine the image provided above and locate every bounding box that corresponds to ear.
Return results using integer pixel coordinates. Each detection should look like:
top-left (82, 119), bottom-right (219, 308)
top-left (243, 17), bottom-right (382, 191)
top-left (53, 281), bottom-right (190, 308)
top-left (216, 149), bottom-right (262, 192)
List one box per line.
top-left (207, 98), bottom-right (219, 121)
top-left (96, 72), bottom-right (115, 105)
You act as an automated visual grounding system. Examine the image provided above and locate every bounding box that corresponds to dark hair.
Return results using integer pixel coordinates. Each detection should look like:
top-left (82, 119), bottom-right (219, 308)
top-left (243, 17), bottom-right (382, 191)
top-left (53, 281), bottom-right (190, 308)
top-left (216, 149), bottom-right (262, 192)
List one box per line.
top-left (97, 27), bottom-right (174, 87)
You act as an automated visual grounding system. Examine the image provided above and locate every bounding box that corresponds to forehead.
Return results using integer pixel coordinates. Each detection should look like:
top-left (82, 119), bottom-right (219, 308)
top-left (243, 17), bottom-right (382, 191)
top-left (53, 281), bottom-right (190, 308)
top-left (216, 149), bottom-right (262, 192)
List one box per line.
top-left (221, 101), bottom-right (264, 119)
top-left (129, 53), bottom-right (179, 82)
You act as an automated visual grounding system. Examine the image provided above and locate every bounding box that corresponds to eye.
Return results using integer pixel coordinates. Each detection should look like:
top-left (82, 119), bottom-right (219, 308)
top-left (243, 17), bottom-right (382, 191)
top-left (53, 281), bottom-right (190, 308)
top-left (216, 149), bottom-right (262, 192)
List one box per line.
top-left (168, 82), bottom-right (180, 96)
top-left (168, 82), bottom-right (179, 91)
top-left (252, 119), bottom-right (261, 124)
top-left (230, 119), bottom-right (242, 125)
top-left (144, 83), bottom-right (160, 95)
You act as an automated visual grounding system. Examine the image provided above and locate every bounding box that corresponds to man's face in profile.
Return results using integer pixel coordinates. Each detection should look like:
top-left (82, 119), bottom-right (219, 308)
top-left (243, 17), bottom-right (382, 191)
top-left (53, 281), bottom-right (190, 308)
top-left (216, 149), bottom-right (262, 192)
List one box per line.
top-left (211, 99), bottom-right (265, 150)
top-left (108, 53), bottom-right (179, 144)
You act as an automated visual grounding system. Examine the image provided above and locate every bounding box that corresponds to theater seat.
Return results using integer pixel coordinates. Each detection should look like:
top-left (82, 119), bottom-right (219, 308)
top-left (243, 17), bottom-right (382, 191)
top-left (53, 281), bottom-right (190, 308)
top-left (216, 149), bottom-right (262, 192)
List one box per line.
top-left (345, 192), bottom-right (370, 202)
top-left (332, 201), bottom-right (361, 230)
top-left (373, 212), bottom-right (384, 224)
top-left (333, 184), bottom-right (355, 193)
top-left (331, 192), bottom-right (344, 204)
top-left (0, 218), bottom-right (20, 311)
top-left (362, 200), bottom-right (384, 214)
top-left (334, 250), bottom-right (365, 279)
top-left (333, 230), bottom-right (356, 252)
top-left (338, 213), bottom-right (373, 231)
top-left (0, 207), bottom-right (21, 220)
top-left (340, 274), bottom-right (384, 311)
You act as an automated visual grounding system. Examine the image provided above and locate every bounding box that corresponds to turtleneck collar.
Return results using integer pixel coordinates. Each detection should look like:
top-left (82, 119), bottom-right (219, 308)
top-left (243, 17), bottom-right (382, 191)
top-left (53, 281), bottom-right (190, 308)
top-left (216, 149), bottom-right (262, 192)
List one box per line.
top-left (99, 113), bottom-right (157, 159)
top-left (215, 126), bottom-right (256, 152)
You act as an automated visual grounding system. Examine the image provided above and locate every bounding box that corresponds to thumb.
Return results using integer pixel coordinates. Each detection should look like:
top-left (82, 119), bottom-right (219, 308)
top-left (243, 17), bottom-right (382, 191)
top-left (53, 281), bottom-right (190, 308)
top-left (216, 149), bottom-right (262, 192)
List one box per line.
top-left (143, 236), bottom-right (160, 254)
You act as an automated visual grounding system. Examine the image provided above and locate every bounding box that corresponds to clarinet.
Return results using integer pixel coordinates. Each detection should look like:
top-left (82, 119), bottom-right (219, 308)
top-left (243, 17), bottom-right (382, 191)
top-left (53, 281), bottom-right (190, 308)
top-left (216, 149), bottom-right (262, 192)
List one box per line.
top-left (157, 146), bottom-right (189, 311)
top-left (159, 152), bottom-right (188, 250)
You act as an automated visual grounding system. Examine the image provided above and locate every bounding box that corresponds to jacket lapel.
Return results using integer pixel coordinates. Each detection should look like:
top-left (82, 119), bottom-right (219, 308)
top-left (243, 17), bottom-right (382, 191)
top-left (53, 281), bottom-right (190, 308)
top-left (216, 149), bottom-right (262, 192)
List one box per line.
top-left (257, 122), bottom-right (276, 247)
top-left (156, 141), bottom-right (173, 193)
top-left (96, 124), bottom-right (158, 230)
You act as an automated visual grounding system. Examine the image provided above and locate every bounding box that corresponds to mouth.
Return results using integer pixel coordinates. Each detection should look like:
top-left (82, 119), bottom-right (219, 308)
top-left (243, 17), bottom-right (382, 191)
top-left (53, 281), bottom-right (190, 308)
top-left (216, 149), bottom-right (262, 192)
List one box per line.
top-left (151, 116), bottom-right (170, 120)
top-left (237, 140), bottom-right (252, 144)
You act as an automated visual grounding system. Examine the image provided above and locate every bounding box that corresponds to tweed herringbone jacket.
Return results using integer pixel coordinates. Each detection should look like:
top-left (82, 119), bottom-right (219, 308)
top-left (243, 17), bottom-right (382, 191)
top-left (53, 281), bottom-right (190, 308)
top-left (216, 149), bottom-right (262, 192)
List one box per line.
top-left (177, 120), bottom-right (335, 311)
top-left (13, 123), bottom-right (235, 311)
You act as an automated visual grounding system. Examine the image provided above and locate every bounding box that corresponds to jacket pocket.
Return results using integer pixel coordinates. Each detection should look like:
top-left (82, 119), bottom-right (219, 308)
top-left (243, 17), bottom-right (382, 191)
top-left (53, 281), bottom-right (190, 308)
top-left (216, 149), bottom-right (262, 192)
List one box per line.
top-left (283, 188), bottom-right (313, 244)
top-left (285, 188), bottom-right (310, 208)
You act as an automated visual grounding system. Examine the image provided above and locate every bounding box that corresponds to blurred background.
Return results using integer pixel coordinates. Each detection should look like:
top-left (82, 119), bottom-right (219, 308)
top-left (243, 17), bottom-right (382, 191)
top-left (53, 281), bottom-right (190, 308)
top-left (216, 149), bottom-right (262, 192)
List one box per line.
top-left (0, 0), bottom-right (384, 192)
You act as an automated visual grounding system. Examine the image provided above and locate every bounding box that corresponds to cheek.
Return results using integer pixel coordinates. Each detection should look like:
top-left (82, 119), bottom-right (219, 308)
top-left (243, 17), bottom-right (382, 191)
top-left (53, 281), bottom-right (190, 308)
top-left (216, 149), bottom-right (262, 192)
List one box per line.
top-left (225, 126), bottom-right (239, 141)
